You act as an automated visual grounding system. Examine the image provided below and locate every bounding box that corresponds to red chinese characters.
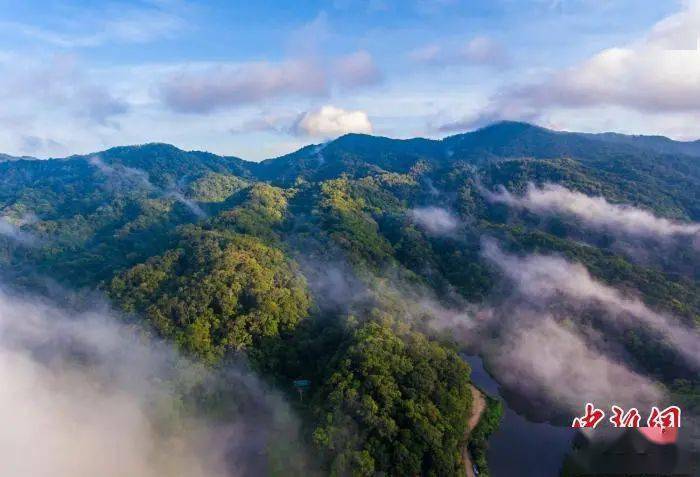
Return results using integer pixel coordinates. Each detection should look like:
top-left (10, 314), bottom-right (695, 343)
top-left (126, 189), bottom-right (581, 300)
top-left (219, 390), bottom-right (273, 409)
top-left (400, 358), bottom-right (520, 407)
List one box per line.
top-left (609, 405), bottom-right (641, 428)
top-left (572, 403), bottom-right (682, 433)
top-left (573, 403), bottom-right (682, 444)
top-left (647, 405), bottom-right (681, 429)
top-left (572, 403), bottom-right (606, 428)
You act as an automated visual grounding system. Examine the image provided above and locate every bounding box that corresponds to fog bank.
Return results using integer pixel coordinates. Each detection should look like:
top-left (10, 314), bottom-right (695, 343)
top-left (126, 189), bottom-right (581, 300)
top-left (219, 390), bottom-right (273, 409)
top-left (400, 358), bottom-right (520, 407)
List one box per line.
top-left (0, 286), bottom-right (309, 477)
top-left (482, 240), bottom-right (700, 371)
top-left (483, 183), bottom-right (700, 241)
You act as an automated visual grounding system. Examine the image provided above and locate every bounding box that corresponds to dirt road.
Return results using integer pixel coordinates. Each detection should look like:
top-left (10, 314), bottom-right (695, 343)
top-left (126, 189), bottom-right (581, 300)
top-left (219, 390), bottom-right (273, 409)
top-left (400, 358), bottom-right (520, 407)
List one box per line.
top-left (464, 385), bottom-right (486, 477)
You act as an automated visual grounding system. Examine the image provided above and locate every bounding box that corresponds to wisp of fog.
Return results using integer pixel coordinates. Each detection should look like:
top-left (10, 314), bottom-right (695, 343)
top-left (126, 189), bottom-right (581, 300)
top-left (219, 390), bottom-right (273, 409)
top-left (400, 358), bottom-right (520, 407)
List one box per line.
top-left (0, 215), bottom-right (39, 247)
top-left (0, 285), bottom-right (309, 477)
top-left (409, 206), bottom-right (459, 235)
top-left (483, 182), bottom-right (700, 241)
top-left (89, 156), bottom-right (208, 218)
top-left (482, 240), bottom-right (700, 371)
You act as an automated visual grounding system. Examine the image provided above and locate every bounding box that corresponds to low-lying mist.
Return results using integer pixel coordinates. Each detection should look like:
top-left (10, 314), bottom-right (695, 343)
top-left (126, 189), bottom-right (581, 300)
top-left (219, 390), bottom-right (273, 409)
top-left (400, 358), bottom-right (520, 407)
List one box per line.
top-left (409, 206), bottom-right (460, 236)
top-left (0, 285), bottom-right (311, 477)
top-left (483, 182), bottom-right (700, 243)
top-left (482, 240), bottom-right (700, 371)
top-left (296, 231), bottom-right (683, 422)
top-left (0, 214), bottom-right (40, 247)
top-left (89, 155), bottom-right (207, 218)
top-left (487, 314), bottom-right (664, 414)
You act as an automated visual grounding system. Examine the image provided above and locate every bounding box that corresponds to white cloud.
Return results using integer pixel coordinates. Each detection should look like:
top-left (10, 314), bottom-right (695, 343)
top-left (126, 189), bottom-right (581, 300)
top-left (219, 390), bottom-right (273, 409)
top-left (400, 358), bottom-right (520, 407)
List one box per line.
top-left (0, 286), bottom-right (309, 477)
top-left (485, 0), bottom-right (700, 116)
top-left (0, 216), bottom-right (39, 247)
top-left (482, 241), bottom-right (700, 371)
top-left (159, 49), bottom-right (383, 114)
top-left (0, 53), bottom-right (128, 149)
top-left (492, 315), bottom-right (664, 412)
top-left (409, 206), bottom-right (460, 235)
top-left (483, 183), bottom-right (700, 240)
top-left (292, 105), bottom-right (373, 138)
top-left (89, 156), bottom-right (207, 218)
top-left (159, 60), bottom-right (329, 114)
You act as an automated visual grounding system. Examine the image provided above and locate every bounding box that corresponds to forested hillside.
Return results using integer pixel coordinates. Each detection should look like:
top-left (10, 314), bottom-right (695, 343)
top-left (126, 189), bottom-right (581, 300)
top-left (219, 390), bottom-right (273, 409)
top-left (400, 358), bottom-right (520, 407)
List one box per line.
top-left (1, 121), bottom-right (698, 476)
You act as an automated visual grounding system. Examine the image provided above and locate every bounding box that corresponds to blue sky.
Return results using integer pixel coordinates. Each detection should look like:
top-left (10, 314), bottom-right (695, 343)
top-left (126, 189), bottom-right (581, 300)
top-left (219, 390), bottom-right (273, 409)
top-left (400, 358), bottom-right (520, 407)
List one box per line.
top-left (0, 0), bottom-right (696, 160)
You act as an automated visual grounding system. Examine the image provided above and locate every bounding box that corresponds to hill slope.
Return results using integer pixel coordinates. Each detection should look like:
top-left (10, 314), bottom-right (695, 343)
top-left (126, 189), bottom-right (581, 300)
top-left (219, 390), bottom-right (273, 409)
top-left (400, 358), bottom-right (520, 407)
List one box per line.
top-left (0, 122), bottom-right (698, 476)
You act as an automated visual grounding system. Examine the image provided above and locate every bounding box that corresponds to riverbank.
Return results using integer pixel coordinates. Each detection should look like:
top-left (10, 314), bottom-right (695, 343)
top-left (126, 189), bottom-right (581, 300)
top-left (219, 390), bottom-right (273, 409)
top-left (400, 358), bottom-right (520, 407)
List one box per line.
top-left (465, 385), bottom-right (504, 477)
top-left (464, 385), bottom-right (487, 477)
top-left (462, 354), bottom-right (575, 476)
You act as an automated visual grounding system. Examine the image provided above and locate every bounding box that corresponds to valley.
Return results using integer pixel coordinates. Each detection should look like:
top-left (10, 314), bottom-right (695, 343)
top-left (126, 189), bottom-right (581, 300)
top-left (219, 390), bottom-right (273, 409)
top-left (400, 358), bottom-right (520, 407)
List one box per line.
top-left (1, 121), bottom-right (698, 476)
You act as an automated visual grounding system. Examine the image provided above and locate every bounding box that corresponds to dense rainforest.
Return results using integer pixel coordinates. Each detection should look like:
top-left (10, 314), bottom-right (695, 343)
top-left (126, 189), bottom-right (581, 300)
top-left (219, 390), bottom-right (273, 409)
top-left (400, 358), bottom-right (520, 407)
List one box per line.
top-left (1, 121), bottom-right (698, 476)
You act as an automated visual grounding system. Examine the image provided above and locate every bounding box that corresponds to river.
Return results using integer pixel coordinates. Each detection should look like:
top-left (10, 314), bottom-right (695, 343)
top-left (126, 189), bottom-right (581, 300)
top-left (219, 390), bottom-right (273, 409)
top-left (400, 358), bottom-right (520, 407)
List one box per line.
top-left (462, 355), bottom-right (576, 477)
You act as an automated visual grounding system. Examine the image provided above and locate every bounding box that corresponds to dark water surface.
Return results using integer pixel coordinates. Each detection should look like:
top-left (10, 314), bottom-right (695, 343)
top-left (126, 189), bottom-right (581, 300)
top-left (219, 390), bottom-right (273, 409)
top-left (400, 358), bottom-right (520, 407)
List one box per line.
top-left (462, 355), bottom-right (699, 476)
top-left (463, 355), bottom-right (576, 477)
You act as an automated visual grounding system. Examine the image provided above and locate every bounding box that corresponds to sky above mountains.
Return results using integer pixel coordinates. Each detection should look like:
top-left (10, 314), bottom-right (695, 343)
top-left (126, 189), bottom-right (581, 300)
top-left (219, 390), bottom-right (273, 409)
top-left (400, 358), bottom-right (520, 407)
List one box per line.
top-left (0, 0), bottom-right (697, 160)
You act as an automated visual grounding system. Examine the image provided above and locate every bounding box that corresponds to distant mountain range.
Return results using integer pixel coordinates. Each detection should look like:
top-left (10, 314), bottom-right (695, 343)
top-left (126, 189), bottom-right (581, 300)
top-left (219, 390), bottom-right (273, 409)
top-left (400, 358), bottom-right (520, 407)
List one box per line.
top-left (0, 153), bottom-right (35, 162)
top-left (586, 130), bottom-right (700, 157)
top-left (5, 121), bottom-right (700, 170)
top-left (3, 121), bottom-right (697, 222)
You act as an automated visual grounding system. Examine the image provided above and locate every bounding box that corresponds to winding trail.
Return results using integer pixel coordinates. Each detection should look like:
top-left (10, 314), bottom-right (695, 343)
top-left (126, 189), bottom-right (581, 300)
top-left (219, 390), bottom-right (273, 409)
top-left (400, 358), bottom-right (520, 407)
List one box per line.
top-left (464, 384), bottom-right (487, 477)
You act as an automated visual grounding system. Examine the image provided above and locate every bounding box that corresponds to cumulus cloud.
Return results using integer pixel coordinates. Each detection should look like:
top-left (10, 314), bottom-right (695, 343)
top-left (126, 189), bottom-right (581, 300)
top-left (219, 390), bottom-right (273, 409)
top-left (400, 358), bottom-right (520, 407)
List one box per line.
top-left (292, 105), bottom-right (373, 138)
top-left (230, 104), bottom-right (375, 141)
top-left (409, 206), bottom-right (460, 235)
top-left (231, 104), bottom-right (374, 140)
top-left (483, 182), bottom-right (700, 240)
top-left (0, 286), bottom-right (310, 477)
top-left (482, 0), bottom-right (700, 117)
top-left (482, 240), bottom-right (700, 370)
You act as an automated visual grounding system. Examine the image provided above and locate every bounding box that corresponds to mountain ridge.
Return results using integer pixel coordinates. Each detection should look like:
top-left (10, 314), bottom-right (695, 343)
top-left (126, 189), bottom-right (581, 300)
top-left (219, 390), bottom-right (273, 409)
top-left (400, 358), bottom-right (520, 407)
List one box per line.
top-left (0, 152), bottom-right (37, 162)
top-left (2, 121), bottom-right (698, 216)
top-left (5, 121), bottom-right (700, 168)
